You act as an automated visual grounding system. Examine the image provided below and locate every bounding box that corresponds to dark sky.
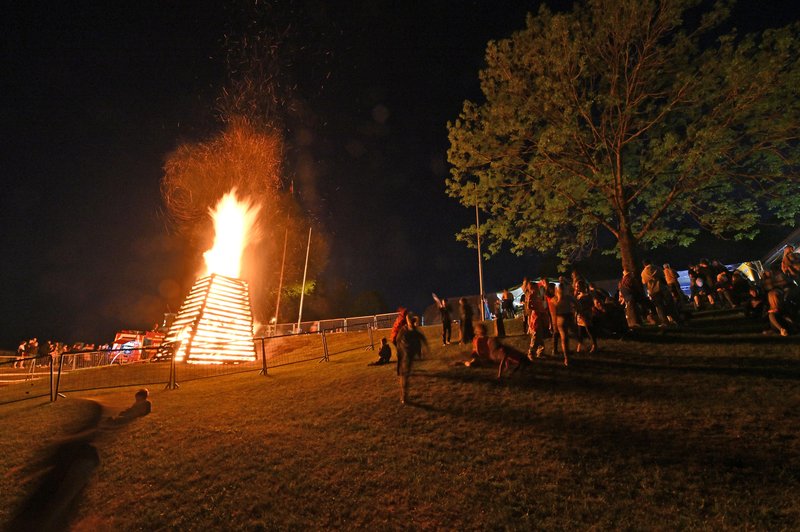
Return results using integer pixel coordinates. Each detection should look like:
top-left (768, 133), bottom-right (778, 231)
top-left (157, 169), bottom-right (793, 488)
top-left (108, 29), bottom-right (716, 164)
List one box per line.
top-left (2, 1), bottom-right (798, 349)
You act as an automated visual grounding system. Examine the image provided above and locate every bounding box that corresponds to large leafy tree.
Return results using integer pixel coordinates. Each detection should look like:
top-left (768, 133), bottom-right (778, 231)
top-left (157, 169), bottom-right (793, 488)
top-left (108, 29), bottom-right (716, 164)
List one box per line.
top-left (447, 0), bottom-right (800, 274)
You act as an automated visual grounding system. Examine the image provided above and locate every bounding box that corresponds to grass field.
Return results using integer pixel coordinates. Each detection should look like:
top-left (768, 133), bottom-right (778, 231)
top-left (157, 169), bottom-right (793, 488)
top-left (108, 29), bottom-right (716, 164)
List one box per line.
top-left (1, 313), bottom-right (799, 530)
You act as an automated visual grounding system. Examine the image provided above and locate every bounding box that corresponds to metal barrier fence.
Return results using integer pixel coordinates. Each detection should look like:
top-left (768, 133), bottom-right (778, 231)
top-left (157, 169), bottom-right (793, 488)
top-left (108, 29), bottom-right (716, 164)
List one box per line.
top-left (255, 325), bottom-right (377, 372)
top-left (264, 312), bottom-right (399, 336)
top-left (0, 326), bottom-right (380, 405)
top-left (54, 348), bottom-right (171, 396)
top-left (0, 355), bottom-right (55, 404)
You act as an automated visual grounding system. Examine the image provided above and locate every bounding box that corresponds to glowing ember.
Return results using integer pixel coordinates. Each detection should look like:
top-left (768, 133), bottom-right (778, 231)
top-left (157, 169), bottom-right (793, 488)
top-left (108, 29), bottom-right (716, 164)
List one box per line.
top-left (203, 189), bottom-right (260, 279)
top-left (155, 189), bottom-right (260, 364)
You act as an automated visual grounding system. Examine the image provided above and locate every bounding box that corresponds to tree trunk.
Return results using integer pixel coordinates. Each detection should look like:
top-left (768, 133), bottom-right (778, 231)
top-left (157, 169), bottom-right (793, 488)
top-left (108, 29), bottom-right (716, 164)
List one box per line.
top-left (618, 220), bottom-right (643, 327)
top-left (617, 223), bottom-right (640, 276)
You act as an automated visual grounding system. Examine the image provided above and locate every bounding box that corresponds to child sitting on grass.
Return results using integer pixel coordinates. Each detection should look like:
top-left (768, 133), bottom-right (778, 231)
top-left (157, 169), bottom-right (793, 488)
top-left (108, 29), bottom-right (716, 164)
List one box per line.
top-left (368, 338), bottom-right (392, 366)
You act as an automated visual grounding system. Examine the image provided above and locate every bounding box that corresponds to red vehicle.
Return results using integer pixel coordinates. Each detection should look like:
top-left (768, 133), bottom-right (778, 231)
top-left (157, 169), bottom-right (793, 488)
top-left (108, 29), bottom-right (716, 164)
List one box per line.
top-left (111, 330), bottom-right (165, 363)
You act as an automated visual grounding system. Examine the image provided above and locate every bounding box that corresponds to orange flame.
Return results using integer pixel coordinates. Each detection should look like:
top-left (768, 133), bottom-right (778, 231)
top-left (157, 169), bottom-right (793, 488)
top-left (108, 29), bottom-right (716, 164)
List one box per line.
top-left (203, 189), bottom-right (260, 279)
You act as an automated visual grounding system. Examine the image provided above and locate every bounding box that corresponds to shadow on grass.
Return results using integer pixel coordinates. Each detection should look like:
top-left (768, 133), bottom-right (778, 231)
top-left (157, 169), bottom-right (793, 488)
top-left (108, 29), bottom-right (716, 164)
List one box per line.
top-left (411, 349), bottom-right (800, 426)
top-left (8, 400), bottom-right (104, 532)
top-left (406, 377), bottom-right (799, 494)
top-left (623, 329), bottom-right (800, 344)
top-left (573, 354), bottom-right (800, 381)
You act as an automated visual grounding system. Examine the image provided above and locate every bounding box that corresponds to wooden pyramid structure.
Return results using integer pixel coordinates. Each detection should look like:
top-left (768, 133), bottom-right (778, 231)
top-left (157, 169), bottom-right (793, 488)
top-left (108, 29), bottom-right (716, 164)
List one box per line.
top-left (155, 273), bottom-right (256, 364)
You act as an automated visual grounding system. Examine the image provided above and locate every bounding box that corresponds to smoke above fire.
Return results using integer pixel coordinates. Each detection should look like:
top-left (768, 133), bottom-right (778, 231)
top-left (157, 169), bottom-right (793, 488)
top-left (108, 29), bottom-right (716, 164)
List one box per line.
top-left (161, 116), bottom-right (283, 280)
top-left (161, 117), bottom-right (282, 238)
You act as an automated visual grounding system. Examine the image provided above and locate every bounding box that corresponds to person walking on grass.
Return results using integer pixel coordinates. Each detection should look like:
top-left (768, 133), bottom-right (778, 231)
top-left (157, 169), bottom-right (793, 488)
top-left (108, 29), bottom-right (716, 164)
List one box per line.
top-left (554, 284), bottom-right (577, 366)
top-left (14, 340), bottom-right (26, 369)
top-left (641, 259), bottom-right (671, 325)
top-left (438, 297), bottom-right (452, 345)
top-left (390, 307), bottom-right (409, 345)
top-left (396, 314), bottom-right (428, 404)
top-left (545, 283), bottom-right (561, 357)
top-left (527, 279), bottom-right (550, 359)
top-left (575, 282), bottom-right (598, 354)
top-left (494, 298), bottom-right (506, 338)
top-left (520, 277), bottom-right (531, 334)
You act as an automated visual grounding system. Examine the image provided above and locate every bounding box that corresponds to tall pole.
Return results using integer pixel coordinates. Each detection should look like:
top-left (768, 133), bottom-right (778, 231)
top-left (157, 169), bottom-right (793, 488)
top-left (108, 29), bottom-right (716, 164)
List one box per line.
top-left (297, 226), bottom-right (312, 331)
top-left (475, 198), bottom-right (485, 321)
top-left (273, 224), bottom-right (289, 324)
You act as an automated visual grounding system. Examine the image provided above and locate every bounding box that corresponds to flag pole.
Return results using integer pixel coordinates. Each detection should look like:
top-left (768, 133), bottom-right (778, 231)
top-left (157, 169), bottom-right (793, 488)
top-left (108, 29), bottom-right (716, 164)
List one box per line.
top-left (297, 226), bottom-right (312, 332)
top-left (273, 223), bottom-right (289, 325)
top-left (274, 180), bottom-right (293, 328)
top-left (476, 196), bottom-right (485, 321)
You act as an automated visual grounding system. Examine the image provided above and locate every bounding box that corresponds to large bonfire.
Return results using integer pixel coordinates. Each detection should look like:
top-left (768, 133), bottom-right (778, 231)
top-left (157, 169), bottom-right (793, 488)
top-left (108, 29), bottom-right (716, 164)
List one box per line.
top-left (156, 190), bottom-right (261, 364)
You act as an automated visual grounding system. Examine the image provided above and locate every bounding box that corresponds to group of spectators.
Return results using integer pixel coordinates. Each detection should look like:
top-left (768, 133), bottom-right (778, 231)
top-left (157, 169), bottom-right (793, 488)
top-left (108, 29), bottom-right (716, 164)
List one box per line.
top-left (13, 339), bottom-right (107, 369)
top-left (370, 246), bottom-right (800, 401)
top-left (431, 245), bottom-right (800, 376)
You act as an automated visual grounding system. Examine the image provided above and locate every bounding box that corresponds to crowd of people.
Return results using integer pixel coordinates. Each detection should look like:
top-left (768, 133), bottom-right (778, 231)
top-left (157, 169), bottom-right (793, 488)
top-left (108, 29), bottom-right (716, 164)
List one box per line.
top-left (415, 246), bottom-right (800, 385)
top-left (12, 339), bottom-right (110, 369)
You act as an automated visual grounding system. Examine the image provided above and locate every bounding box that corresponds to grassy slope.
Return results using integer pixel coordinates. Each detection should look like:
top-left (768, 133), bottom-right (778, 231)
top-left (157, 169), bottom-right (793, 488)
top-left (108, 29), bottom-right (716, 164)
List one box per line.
top-left (2, 315), bottom-right (800, 530)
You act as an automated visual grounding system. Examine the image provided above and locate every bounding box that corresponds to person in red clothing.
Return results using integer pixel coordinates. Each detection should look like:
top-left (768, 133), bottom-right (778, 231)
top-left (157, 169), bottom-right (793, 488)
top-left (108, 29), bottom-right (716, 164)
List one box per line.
top-left (389, 307), bottom-right (409, 364)
top-left (463, 323), bottom-right (491, 367)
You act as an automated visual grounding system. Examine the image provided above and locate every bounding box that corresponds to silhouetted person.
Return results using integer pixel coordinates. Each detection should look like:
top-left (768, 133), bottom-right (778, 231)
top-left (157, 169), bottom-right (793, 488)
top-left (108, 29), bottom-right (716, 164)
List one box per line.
top-left (113, 389), bottom-right (152, 422)
top-left (459, 297), bottom-right (474, 344)
top-left (494, 299), bottom-right (505, 337)
top-left (396, 314), bottom-right (428, 404)
top-left (439, 297), bottom-right (452, 345)
top-left (490, 338), bottom-right (530, 380)
top-left (368, 338), bottom-right (392, 366)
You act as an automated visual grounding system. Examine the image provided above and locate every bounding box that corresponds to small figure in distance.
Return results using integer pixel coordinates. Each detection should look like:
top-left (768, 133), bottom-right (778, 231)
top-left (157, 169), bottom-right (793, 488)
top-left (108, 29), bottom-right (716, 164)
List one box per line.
top-left (432, 294), bottom-right (452, 345)
top-left (494, 298), bottom-right (506, 337)
top-left (111, 389), bottom-right (152, 423)
top-left (368, 338), bottom-right (392, 366)
top-left (490, 337), bottom-right (530, 380)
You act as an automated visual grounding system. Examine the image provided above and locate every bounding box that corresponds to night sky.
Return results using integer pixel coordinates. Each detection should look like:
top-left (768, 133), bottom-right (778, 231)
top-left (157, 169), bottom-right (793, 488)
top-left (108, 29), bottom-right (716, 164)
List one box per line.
top-left (2, 1), bottom-right (798, 349)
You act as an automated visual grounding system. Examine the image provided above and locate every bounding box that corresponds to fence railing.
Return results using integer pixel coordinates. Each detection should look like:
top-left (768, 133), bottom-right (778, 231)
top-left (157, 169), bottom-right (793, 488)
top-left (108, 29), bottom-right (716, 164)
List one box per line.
top-left (262, 312), bottom-right (399, 336)
top-left (0, 325), bottom-right (382, 405)
top-left (0, 355), bottom-right (55, 404)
